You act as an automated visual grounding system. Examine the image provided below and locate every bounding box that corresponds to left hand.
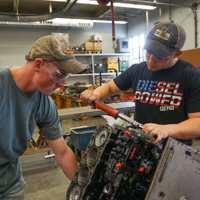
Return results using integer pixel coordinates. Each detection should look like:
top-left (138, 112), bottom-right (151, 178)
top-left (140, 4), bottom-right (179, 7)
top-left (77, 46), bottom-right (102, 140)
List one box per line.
top-left (143, 123), bottom-right (170, 144)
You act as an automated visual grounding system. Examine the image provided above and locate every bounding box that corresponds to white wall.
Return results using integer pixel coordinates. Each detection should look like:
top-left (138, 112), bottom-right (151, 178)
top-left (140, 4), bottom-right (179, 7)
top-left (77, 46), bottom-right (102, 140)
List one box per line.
top-left (0, 23), bottom-right (127, 67)
top-left (1, 1), bottom-right (199, 67)
top-left (127, 0), bottom-right (198, 51)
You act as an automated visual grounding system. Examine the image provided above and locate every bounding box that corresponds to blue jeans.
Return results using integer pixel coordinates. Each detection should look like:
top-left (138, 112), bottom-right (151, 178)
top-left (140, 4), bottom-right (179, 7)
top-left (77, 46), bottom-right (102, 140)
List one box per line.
top-left (0, 178), bottom-right (26, 200)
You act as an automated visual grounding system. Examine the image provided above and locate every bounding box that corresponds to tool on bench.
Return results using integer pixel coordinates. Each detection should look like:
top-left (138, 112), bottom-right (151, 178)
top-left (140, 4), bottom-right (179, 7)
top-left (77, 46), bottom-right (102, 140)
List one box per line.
top-left (92, 99), bottom-right (143, 128)
top-left (92, 100), bottom-right (163, 148)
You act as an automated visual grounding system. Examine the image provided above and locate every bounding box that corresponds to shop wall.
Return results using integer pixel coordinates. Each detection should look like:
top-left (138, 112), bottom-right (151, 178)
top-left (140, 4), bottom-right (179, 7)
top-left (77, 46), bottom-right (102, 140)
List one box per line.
top-left (128, 0), bottom-right (198, 51)
top-left (0, 23), bottom-right (127, 67)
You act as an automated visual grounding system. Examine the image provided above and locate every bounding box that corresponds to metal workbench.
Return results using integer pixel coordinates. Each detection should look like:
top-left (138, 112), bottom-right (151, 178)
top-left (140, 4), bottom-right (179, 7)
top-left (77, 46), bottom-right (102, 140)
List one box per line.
top-left (58, 101), bottom-right (135, 120)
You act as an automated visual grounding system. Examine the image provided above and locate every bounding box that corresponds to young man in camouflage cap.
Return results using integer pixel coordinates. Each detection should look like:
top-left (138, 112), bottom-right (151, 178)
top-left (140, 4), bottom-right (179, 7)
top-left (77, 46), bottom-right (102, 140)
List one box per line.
top-left (0, 35), bottom-right (87, 199)
top-left (81, 20), bottom-right (200, 146)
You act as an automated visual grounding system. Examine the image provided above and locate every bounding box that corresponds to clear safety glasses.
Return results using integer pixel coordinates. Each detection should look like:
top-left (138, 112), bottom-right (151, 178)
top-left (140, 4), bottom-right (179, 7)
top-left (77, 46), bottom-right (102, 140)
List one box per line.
top-left (45, 62), bottom-right (70, 83)
top-left (144, 49), bottom-right (177, 62)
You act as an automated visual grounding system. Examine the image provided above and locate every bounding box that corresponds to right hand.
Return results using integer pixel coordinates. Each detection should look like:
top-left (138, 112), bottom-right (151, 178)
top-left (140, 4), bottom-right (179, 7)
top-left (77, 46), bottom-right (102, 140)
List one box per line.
top-left (80, 90), bottom-right (99, 105)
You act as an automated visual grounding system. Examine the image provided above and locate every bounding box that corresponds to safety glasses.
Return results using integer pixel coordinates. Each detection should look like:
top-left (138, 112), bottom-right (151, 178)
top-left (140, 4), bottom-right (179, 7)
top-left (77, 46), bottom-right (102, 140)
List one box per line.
top-left (45, 62), bottom-right (70, 83)
top-left (144, 49), bottom-right (177, 62)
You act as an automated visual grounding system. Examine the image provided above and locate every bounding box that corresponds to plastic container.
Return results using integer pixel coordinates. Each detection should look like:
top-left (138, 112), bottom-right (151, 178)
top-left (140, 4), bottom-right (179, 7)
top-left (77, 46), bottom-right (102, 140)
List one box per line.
top-left (71, 126), bottom-right (97, 150)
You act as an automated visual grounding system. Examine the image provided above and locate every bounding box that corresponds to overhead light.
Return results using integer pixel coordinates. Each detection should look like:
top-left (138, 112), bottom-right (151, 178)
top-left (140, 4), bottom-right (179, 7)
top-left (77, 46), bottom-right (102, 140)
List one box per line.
top-left (52, 18), bottom-right (127, 24)
top-left (77, 0), bottom-right (157, 10)
top-left (92, 20), bottom-right (127, 24)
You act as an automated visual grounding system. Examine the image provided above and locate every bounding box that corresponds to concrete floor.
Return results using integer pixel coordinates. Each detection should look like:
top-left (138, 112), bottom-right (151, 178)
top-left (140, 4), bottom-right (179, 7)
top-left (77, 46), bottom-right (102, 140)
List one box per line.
top-left (19, 116), bottom-right (200, 200)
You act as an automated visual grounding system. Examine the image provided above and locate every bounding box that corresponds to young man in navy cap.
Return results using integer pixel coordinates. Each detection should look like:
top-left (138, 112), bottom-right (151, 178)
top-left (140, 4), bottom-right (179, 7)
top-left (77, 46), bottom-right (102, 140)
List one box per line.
top-left (0, 35), bottom-right (87, 199)
top-left (81, 21), bottom-right (200, 145)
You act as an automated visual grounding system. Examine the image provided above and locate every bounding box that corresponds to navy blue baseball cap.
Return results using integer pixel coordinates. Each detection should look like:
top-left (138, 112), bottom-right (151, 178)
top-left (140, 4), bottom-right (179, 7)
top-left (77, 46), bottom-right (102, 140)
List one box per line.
top-left (143, 21), bottom-right (186, 58)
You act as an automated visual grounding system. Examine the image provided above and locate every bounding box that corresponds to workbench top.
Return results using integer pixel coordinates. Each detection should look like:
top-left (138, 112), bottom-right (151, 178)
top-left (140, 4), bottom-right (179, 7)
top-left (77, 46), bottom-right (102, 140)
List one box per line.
top-left (58, 102), bottom-right (135, 120)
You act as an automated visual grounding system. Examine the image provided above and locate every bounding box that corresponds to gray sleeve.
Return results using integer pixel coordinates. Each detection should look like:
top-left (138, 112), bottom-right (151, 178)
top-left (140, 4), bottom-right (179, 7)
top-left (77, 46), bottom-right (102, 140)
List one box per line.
top-left (36, 96), bottom-right (63, 140)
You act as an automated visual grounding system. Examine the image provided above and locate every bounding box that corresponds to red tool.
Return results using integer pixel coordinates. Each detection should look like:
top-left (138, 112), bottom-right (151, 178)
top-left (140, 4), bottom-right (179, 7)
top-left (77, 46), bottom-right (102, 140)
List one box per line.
top-left (92, 100), bottom-right (162, 148)
top-left (92, 100), bottom-right (144, 129)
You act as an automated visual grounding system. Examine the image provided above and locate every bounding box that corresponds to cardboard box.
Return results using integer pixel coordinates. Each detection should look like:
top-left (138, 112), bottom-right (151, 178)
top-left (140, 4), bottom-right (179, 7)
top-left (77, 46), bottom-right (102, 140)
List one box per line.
top-left (91, 34), bottom-right (102, 42)
top-left (107, 62), bottom-right (118, 72)
top-left (83, 42), bottom-right (94, 51)
top-left (104, 57), bottom-right (118, 63)
top-left (93, 42), bottom-right (102, 51)
top-left (51, 32), bottom-right (69, 41)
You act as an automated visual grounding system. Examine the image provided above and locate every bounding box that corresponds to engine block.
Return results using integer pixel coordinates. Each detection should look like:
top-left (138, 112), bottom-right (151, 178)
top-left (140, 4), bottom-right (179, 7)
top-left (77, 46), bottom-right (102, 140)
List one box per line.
top-left (66, 123), bottom-right (164, 200)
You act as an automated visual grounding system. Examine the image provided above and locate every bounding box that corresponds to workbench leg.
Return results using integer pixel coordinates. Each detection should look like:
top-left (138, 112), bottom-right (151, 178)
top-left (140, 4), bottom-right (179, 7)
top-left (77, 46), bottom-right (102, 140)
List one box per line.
top-left (54, 157), bottom-right (58, 168)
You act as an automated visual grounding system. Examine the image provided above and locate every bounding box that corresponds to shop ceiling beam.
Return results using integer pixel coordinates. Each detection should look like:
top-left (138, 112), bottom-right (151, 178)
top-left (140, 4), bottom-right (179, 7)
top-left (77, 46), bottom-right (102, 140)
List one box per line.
top-left (0, 0), bottom-right (77, 22)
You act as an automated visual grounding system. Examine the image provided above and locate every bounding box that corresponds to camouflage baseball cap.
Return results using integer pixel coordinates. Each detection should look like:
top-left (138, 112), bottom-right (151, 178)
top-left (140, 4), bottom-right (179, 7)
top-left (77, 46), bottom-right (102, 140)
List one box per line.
top-left (25, 35), bottom-right (87, 74)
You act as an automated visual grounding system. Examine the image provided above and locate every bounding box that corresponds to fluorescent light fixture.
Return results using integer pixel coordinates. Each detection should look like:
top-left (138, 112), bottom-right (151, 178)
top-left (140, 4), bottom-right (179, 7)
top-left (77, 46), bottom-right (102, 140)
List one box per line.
top-left (92, 20), bottom-right (127, 24)
top-left (52, 18), bottom-right (127, 24)
top-left (77, 0), bottom-right (157, 10)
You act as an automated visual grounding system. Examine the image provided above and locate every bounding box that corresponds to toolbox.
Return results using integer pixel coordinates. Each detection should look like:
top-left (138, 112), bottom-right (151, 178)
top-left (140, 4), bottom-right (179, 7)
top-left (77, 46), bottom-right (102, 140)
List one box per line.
top-left (71, 126), bottom-right (97, 150)
top-left (94, 63), bottom-right (107, 73)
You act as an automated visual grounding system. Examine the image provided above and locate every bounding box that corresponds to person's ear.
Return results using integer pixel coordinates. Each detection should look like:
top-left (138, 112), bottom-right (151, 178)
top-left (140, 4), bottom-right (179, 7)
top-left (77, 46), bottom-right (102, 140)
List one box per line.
top-left (33, 59), bottom-right (44, 72)
top-left (174, 50), bottom-right (183, 57)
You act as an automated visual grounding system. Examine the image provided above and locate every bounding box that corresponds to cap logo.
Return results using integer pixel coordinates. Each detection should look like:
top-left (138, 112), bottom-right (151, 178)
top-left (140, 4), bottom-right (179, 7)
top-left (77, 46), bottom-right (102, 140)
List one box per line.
top-left (153, 27), bottom-right (172, 42)
top-left (63, 45), bottom-right (74, 54)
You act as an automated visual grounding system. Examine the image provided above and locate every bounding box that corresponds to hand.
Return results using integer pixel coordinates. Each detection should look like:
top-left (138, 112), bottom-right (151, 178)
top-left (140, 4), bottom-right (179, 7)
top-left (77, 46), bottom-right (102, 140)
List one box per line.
top-left (80, 90), bottom-right (99, 106)
top-left (143, 123), bottom-right (170, 144)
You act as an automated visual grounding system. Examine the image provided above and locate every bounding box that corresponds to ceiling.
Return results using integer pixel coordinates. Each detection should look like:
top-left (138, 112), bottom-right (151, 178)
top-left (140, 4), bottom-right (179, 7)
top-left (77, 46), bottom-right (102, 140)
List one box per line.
top-left (0, 0), bottom-right (193, 23)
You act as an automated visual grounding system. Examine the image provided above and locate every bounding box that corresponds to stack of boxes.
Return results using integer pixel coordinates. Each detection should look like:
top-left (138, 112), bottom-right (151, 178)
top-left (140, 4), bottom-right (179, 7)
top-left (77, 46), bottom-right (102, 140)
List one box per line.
top-left (82, 34), bottom-right (102, 53)
top-left (91, 34), bottom-right (102, 52)
top-left (94, 57), bottom-right (130, 74)
top-left (103, 57), bottom-right (118, 72)
top-left (82, 42), bottom-right (93, 52)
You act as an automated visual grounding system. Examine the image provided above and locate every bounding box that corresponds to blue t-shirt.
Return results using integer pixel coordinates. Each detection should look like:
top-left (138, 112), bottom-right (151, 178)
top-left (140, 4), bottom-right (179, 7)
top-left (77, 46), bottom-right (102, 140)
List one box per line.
top-left (0, 67), bottom-right (62, 193)
top-left (114, 59), bottom-right (200, 145)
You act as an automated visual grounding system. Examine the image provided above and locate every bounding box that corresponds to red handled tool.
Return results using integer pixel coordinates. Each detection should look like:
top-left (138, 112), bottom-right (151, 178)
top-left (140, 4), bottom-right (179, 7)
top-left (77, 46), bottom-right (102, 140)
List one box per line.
top-left (92, 100), bottom-right (163, 148)
top-left (92, 100), bottom-right (144, 129)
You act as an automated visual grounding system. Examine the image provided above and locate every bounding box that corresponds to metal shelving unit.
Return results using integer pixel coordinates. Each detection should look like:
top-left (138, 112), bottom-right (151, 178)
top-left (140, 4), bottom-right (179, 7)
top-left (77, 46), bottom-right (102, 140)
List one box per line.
top-left (74, 53), bottom-right (131, 85)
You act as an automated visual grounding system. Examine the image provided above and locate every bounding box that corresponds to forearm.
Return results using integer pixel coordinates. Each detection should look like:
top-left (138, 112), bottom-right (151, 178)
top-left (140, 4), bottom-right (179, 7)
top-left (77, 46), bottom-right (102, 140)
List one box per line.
top-left (94, 80), bottom-right (122, 101)
top-left (55, 147), bottom-right (78, 180)
top-left (168, 118), bottom-right (200, 140)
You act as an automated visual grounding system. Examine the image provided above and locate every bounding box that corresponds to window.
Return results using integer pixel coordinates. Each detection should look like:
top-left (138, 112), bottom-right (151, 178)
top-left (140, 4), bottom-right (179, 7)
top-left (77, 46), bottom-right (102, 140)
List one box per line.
top-left (130, 33), bottom-right (145, 65)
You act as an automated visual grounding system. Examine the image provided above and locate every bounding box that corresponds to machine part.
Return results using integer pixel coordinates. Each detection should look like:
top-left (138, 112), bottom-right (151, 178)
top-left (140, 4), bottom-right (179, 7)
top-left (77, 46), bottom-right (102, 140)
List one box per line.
top-left (66, 123), bottom-right (163, 200)
top-left (92, 100), bottom-right (163, 149)
top-left (79, 45), bottom-right (86, 52)
top-left (94, 127), bottom-right (108, 147)
top-left (145, 139), bottom-right (200, 199)
top-left (77, 166), bottom-right (90, 187)
top-left (75, 45), bottom-right (80, 51)
top-left (69, 184), bottom-right (81, 200)
top-left (86, 147), bottom-right (99, 167)
top-left (66, 124), bottom-right (200, 200)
